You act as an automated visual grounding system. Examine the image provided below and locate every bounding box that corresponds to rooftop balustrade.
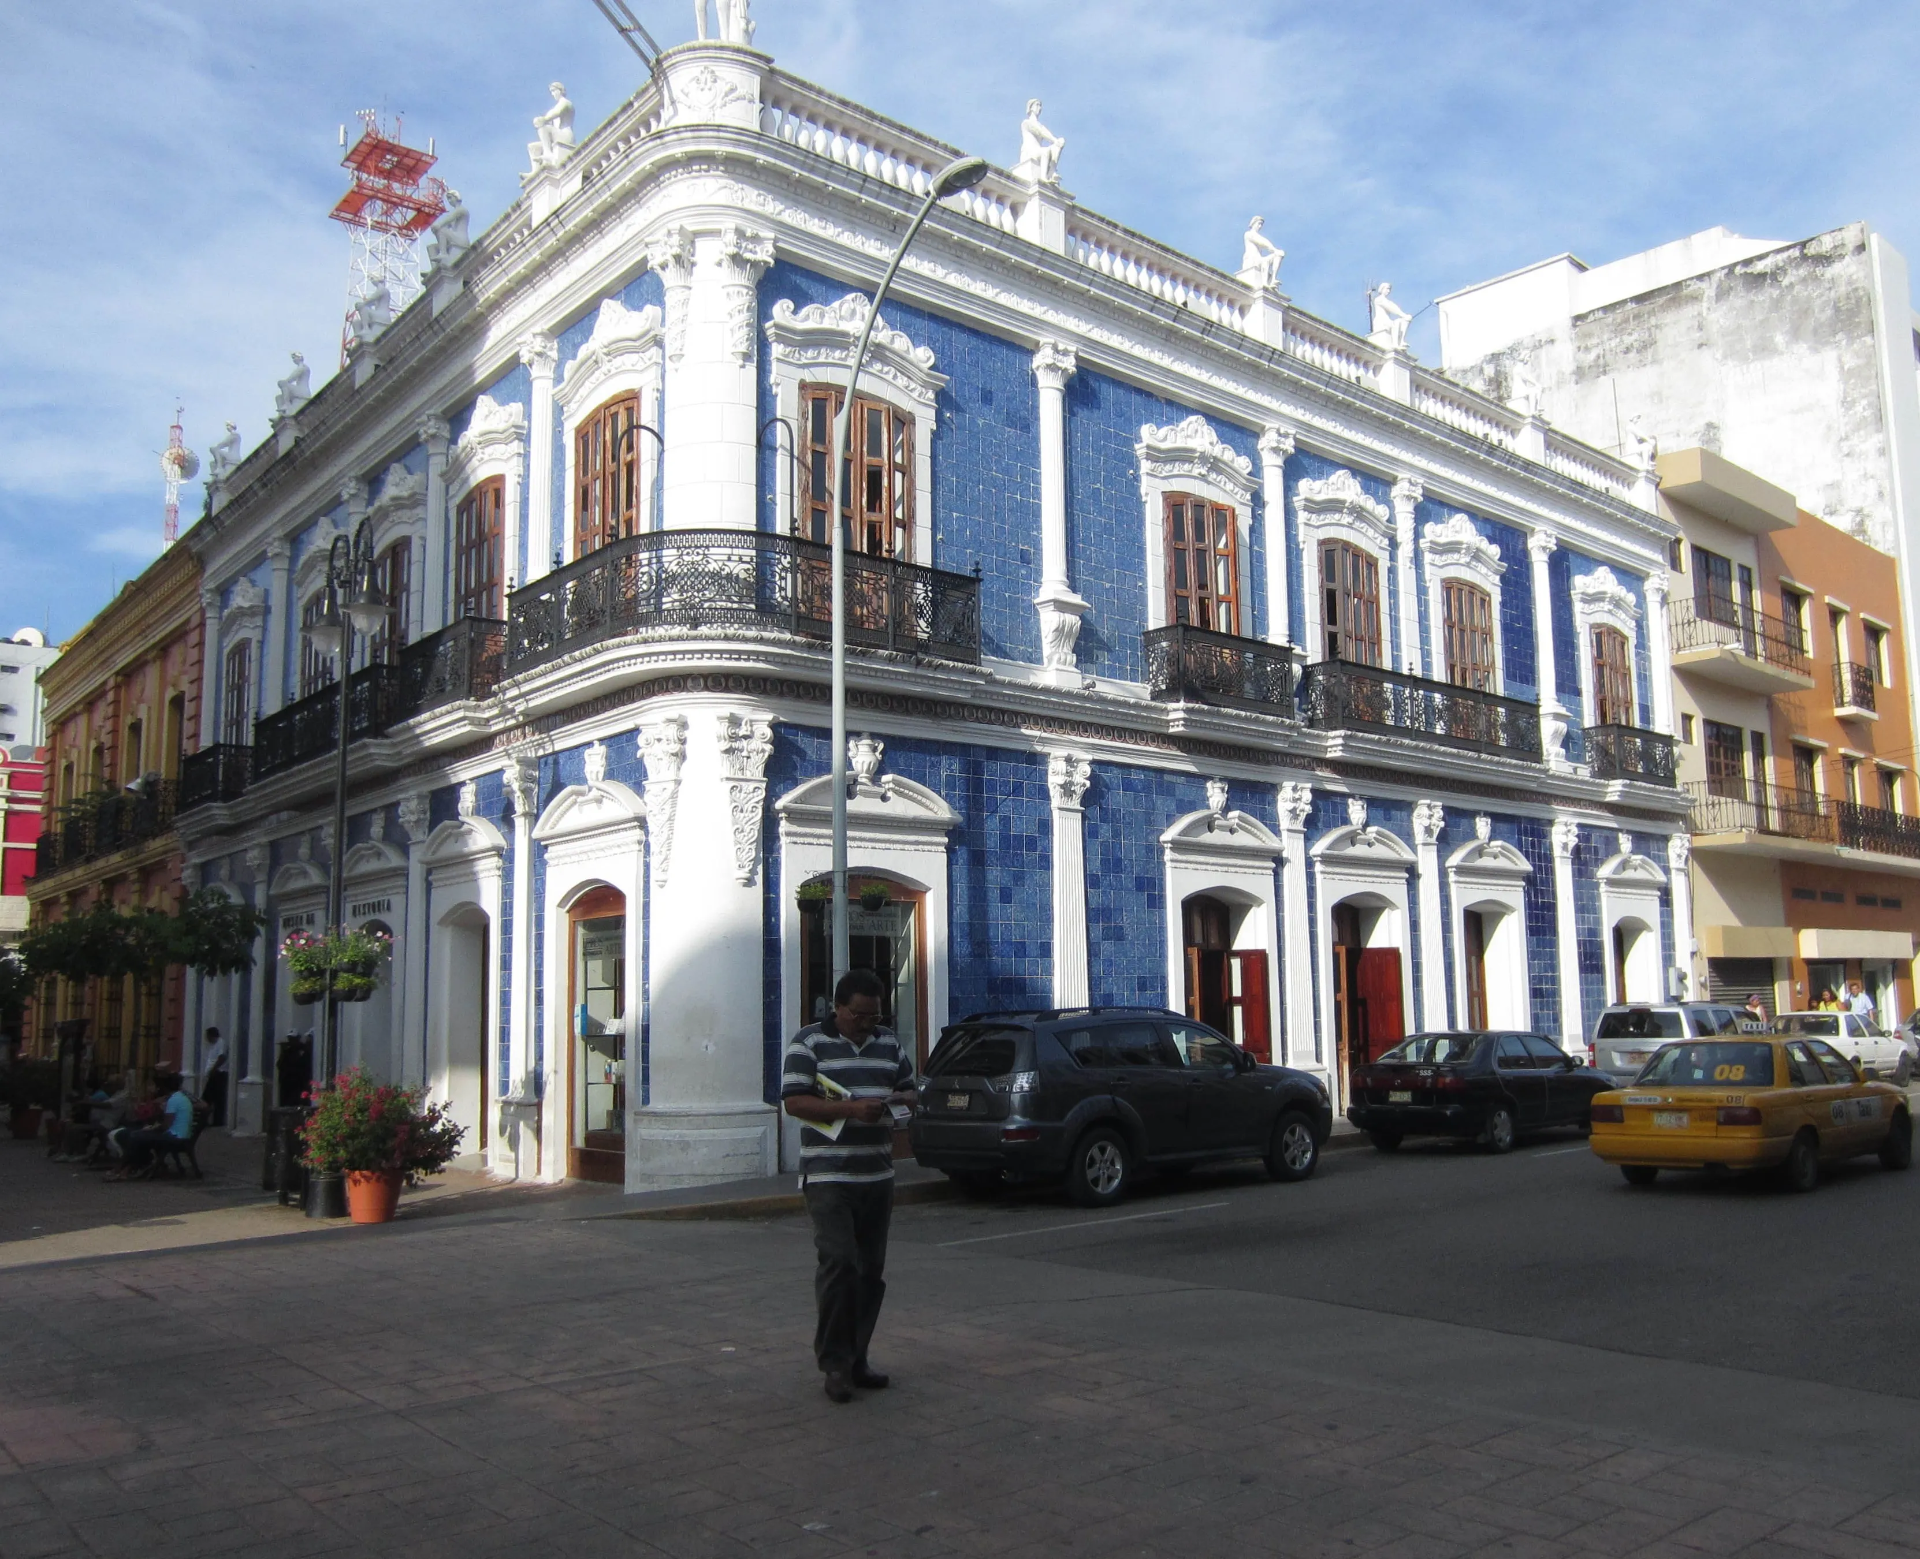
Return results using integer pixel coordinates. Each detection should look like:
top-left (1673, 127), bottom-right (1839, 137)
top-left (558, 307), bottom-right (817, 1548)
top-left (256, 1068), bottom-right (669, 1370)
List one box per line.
top-left (1298, 660), bottom-right (1541, 760)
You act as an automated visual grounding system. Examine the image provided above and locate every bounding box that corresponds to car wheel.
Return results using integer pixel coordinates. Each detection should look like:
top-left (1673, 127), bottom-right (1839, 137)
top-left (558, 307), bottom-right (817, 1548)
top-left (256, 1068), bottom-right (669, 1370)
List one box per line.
top-left (1620, 1165), bottom-right (1659, 1187)
top-left (1482, 1104), bottom-right (1517, 1155)
top-left (1367, 1131), bottom-right (1403, 1153)
top-left (1781, 1131), bottom-right (1820, 1194)
top-left (1896, 1055), bottom-right (1912, 1088)
top-left (1880, 1110), bottom-right (1913, 1171)
top-left (1065, 1128), bottom-right (1130, 1208)
top-left (1267, 1112), bottom-right (1320, 1182)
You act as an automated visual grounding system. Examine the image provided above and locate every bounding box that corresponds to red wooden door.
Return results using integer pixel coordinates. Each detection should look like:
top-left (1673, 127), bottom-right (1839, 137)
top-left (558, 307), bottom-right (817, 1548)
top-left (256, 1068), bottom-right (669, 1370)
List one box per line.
top-left (1353, 948), bottom-right (1405, 1067)
top-left (1230, 950), bottom-right (1271, 1061)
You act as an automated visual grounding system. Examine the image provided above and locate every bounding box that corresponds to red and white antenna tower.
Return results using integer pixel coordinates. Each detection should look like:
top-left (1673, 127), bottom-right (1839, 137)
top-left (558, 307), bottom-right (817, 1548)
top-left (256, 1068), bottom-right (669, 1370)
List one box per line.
top-left (159, 407), bottom-right (199, 550)
top-left (329, 110), bottom-right (447, 365)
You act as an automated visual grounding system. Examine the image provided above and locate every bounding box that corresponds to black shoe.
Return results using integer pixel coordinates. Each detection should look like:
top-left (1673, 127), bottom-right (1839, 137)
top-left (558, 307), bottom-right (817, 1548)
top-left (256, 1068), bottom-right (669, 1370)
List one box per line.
top-left (851, 1366), bottom-right (889, 1390)
top-left (823, 1371), bottom-right (854, 1403)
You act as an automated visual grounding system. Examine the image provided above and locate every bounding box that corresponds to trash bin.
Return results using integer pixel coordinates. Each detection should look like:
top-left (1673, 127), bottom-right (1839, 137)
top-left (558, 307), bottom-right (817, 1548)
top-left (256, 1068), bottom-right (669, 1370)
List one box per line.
top-left (264, 1106), bottom-right (309, 1206)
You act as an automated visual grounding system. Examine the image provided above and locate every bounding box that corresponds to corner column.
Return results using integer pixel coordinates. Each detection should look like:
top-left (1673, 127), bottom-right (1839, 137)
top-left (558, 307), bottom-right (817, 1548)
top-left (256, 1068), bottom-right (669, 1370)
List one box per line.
top-left (1529, 528), bottom-right (1570, 767)
top-left (519, 335), bottom-right (557, 583)
top-left (418, 416), bottom-right (450, 632)
top-left (197, 588), bottom-right (222, 746)
top-left (503, 759), bottom-right (540, 1176)
top-left (1392, 476), bottom-right (1424, 676)
top-left (1644, 571), bottom-right (1674, 735)
top-left (1259, 426), bottom-right (1295, 647)
top-left (236, 844), bottom-right (270, 1134)
top-left (263, 540), bottom-right (292, 715)
top-left (1412, 800), bottom-right (1449, 1030)
top-left (396, 794), bottom-right (431, 1089)
top-left (1276, 782), bottom-right (1317, 1068)
top-left (1032, 341), bottom-right (1090, 681)
top-left (1046, 752), bottom-right (1091, 1005)
top-left (1552, 817), bottom-right (1584, 1047)
top-left (1667, 833), bottom-right (1695, 1000)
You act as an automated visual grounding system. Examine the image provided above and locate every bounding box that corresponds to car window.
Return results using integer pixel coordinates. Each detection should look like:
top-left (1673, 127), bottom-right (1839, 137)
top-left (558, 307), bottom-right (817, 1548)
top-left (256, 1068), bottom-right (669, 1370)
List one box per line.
top-left (1636, 1043), bottom-right (1775, 1088)
top-left (925, 1026), bottom-right (1025, 1078)
top-left (1843, 1016), bottom-right (1863, 1038)
top-left (1495, 1035), bottom-right (1532, 1069)
top-left (1103, 1022), bottom-right (1174, 1067)
top-left (1809, 1040), bottom-right (1859, 1085)
top-left (1520, 1035), bottom-right (1567, 1065)
top-left (1594, 1008), bottom-right (1685, 1040)
top-left (1785, 1042), bottom-right (1825, 1087)
top-left (1712, 1008), bottom-right (1744, 1035)
top-left (1166, 1022), bottom-right (1237, 1070)
top-left (1378, 1033), bottom-right (1486, 1065)
top-left (1773, 1013), bottom-right (1839, 1038)
top-left (1056, 1027), bottom-right (1115, 1068)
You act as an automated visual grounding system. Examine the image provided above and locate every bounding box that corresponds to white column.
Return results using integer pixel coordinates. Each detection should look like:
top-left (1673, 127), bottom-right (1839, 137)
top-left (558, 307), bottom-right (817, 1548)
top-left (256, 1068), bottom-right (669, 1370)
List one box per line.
top-left (504, 761), bottom-right (538, 1119)
top-left (182, 950), bottom-right (203, 1089)
top-left (1032, 341), bottom-right (1090, 682)
top-left (1552, 817), bottom-right (1584, 1048)
top-left (262, 540), bottom-right (292, 714)
top-left (418, 416), bottom-right (450, 631)
top-left (236, 844), bottom-right (270, 1134)
top-left (519, 336), bottom-right (557, 583)
top-left (1277, 782), bottom-right (1317, 1069)
top-left (1528, 528), bottom-right (1569, 767)
top-left (1412, 800), bottom-right (1449, 1030)
top-left (396, 793), bottom-right (431, 1089)
top-left (1667, 833), bottom-right (1695, 1000)
top-left (1046, 752), bottom-right (1091, 1006)
top-left (1392, 476), bottom-right (1423, 676)
top-left (1259, 425), bottom-right (1295, 646)
top-left (197, 590), bottom-right (221, 746)
top-left (649, 227), bottom-right (695, 524)
top-left (1644, 570), bottom-right (1674, 735)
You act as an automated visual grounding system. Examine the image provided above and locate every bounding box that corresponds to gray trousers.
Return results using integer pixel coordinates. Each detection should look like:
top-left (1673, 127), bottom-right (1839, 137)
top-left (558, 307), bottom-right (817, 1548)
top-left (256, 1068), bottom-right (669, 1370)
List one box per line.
top-left (803, 1179), bottom-right (893, 1374)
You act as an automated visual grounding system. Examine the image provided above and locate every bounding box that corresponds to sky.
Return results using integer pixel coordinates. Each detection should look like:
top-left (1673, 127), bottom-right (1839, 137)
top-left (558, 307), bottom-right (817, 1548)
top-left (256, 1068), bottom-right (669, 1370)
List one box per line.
top-left (6, 0), bottom-right (1920, 644)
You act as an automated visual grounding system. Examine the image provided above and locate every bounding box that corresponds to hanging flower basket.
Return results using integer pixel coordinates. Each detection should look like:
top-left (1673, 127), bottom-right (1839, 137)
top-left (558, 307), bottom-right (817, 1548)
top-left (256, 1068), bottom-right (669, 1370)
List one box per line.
top-left (796, 879), bottom-right (832, 906)
top-left (281, 926), bottom-right (393, 1003)
top-left (333, 972), bottom-right (377, 1003)
top-left (291, 975), bottom-right (330, 1005)
top-left (858, 884), bottom-right (891, 912)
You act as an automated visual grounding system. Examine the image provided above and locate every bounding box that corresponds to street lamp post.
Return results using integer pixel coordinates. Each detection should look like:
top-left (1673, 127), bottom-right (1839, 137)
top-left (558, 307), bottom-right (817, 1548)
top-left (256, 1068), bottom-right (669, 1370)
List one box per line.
top-left (826, 154), bottom-right (989, 988)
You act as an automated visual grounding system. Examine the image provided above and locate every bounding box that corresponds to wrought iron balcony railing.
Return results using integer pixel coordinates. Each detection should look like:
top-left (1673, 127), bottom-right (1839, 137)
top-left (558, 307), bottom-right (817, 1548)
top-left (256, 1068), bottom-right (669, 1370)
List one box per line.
top-left (36, 782), bottom-right (179, 874)
top-left (1835, 799), bottom-right (1920, 860)
top-left (177, 743), bottom-right (251, 811)
top-left (1144, 624), bottom-right (1295, 713)
top-left (1833, 660), bottom-right (1877, 713)
top-left (506, 528), bottom-right (981, 673)
top-left (1686, 780), bottom-right (1834, 843)
top-left (251, 665), bottom-right (402, 784)
top-left (1298, 659), bottom-right (1540, 759)
top-left (1586, 723), bottom-right (1677, 786)
top-left (1669, 597), bottom-right (1811, 677)
top-left (394, 615), bottom-right (508, 716)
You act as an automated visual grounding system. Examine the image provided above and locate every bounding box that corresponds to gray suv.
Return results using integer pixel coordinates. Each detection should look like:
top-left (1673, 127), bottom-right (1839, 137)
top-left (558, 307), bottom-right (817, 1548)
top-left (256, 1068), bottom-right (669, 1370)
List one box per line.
top-left (1591, 1002), bottom-right (1753, 1084)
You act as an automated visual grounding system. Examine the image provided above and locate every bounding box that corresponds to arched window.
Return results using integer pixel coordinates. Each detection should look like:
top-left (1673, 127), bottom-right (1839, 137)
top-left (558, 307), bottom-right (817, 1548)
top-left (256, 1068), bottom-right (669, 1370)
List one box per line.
top-left (1320, 540), bottom-right (1382, 665)
top-left (1164, 494), bottom-right (1240, 634)
top-left (454, 477), bottom-right (504, 620)
top-left (1441, 579), bottom-right (1496, 690)
top-left (1591, 626), bottom-right (1633, 726)
top-left (368, 542), bottom-right (412, 665)
top-left (574, 394), bottom-right (639, 557)
top-left (223, 640), bottom-right (253, 747)
top-left (300, 594), bottom-right (335, 698)
top-left (799, 385), bottom-right (913, 557)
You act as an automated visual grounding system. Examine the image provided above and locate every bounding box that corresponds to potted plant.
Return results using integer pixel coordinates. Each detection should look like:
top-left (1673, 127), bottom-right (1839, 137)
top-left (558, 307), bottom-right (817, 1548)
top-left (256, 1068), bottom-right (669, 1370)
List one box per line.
top-left (298, 1067), bottom-right (467, 1223)
top-left (796, 878), bottom-right (832, 907)
top-left (281, 926), bottom-right (393, 1005)
top-left (5, 1058), bottom-right (61, 1140)
top-left (858, 882), bottom-right (891, 912)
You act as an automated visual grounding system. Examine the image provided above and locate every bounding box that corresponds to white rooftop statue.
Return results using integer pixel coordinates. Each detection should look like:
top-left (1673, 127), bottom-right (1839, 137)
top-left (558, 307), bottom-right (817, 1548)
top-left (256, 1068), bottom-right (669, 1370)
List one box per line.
top-left (424, 190), bottom-right (470, 274)
top-left (1239, 216), bottom-right (1284, 291)
top-left (1508, 348), bottom-right (1542, 419)
top-left (273, 353), bottom-right (311, 419)
top-left (349, 273), bottom-right (392, 350)
top-left (1626, 414), bottom-right (1658, 470)
top-left (694, 0), bottom-right (754, 44)
top-left (208, 421), bottom-right (242, 481)
top-left (1368, 282), bottom-right (1412, 352)
top-left (1014, 98), bottom-right (1065, 186)
top-left (527, 82), bottom-right (576, 174)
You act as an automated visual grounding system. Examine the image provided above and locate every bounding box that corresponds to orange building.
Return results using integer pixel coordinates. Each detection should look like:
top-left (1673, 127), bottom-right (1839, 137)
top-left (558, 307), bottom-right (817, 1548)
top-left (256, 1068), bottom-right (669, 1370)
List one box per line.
top-left (1667, 448), bottom-right (1919, 1022)
top-left (26, 542), bottom-right (206, 1076)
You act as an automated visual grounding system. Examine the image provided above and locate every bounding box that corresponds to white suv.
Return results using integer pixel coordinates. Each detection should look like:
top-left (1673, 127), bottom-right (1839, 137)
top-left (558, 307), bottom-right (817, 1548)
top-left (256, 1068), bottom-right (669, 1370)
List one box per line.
top-left (1590, 1003), bottom-right (1752, 1085)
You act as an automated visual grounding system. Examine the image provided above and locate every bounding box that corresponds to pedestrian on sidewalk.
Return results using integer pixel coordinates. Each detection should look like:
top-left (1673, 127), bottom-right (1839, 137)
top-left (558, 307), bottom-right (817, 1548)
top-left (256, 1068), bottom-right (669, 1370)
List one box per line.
top-left (781, 968), bottom-right (918, 1404)
top-left (200, 1027), bottom-right (229, 1127)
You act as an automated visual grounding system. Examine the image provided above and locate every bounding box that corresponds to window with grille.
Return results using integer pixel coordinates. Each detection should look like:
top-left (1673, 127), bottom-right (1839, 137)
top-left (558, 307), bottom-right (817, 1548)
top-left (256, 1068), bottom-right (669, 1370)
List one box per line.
top-left (1792, 744), bottom-right (1820, 798)
top-left (1590, 626), bottom-right (1633, 726)
top-left (1880, 767), bottom-right (1901, 813)
top-left (1780, 588), bottom-right (1809, 653)
top-left (1865, 624), bottom-right (1890, 685)
top-left (1320, 540), bottom-right (1382, 665)
top-left (367, 542), bottom-right (412, 666)
top-left (1692, 546), bottom-right (1737, 625)
top-left (222, 640), bottom-right (252, 747)
top-left (1440, 579), bottom-right (1496, 690)
top-left (575, 394), bottom-right (640, 557)
top-left (1164, 495), bottom-right (1240, 634)
top-left (300, 594), bottom-right (335, 698)
top-left (1703, 721), bottom-right (1746, 800)
top-left (454, 477), bottom-right (504, 620)
top-left (1844, 757), bottom-right (1862, 805)
top-left (798, 386), bottom-right (914, 557)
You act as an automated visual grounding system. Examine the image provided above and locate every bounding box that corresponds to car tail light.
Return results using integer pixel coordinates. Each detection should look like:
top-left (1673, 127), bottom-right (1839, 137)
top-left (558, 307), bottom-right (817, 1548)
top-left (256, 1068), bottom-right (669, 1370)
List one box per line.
top-left (1428, 1072), bottom-right (1468, 1091)
top-left (1000, 1126), bottom-right (1040, 1143)
top-left (1589, 1104), bottom-right (1624, 1123)
top-left (1716, 1106), bottom-right (1763, 1126)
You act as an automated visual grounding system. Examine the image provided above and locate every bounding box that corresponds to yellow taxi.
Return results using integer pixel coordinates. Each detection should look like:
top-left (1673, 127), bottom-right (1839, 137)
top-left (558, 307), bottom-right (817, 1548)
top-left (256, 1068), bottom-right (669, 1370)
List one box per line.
top-left (1587, 1035), bottom-right (1912, 1192)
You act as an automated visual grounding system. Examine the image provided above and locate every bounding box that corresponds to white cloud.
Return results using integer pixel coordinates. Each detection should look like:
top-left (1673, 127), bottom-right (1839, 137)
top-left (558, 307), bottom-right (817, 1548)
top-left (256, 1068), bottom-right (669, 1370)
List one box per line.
top-left (88, 527), bottom-right (167, 562)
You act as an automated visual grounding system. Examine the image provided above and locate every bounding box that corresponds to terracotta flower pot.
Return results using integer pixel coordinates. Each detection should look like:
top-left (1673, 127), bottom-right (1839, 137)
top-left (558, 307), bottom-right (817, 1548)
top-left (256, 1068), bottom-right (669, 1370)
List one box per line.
top-left (345, 1168), bottom-right (404, 1224)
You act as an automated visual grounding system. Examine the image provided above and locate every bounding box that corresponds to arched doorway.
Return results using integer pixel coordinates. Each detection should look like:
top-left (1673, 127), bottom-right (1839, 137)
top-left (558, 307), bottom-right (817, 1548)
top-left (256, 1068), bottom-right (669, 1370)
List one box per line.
top-left (432, 902), bottom-right (490, 1167)
top-left (567, 885), bottom-right (627, 1183)
top-left (1611, 916), bottom-right (1659, 1004)
top-left (799, 874), bottom-right (928, 1068)
top-left (1331, 896), bottom-right (1405, 1097)
top-left (1180, 893), bottom-right (1271, 1061)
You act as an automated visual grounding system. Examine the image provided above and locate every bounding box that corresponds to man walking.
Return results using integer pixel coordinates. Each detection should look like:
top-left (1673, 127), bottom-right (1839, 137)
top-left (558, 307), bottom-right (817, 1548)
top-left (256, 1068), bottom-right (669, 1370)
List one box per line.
top-left (200, 1027), bottom-right (229, 1126)
top-left (782, 969), bottom-right (918, 1403)
top-left (1847, 980), bottom-right (1877, 1023)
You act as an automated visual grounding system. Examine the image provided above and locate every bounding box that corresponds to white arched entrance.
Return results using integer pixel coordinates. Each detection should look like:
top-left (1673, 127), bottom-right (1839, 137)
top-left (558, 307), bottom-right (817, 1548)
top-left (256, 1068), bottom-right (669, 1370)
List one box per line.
top-left (1311, 800), bottom-right (1417, 1109)
top-left (1598, 835), bottom-right (1668, 1004)
top-left (1445, 820), bottom-right (1534, 1031)
top-left (1159, 789), bottom-right (1282, 1061)
top-left (419, 788), bottom-right (507, 1172)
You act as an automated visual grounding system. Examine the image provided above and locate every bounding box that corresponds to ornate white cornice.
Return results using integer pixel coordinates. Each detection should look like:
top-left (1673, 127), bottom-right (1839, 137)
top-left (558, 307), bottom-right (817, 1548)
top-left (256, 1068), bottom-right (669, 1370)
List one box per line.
top-left (445, 394), bottom-right (528, 497)
top-left (1135, 415), bottom-right (1257, 504)
top-left (1420, 513), bottom-right (1506, 583)
top-left (763, 294), bottom-right (947, 411)
top-left (1294, 468), bottom-right (1393, 551)
top-left (553, 297), bottom-right (666, 416)
top-left (1571, 565), bottom-right (1641, 635)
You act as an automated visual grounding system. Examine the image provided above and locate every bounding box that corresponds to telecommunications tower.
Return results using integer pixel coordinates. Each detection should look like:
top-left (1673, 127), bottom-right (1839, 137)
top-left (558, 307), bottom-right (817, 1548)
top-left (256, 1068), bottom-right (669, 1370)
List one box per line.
top-left (159, 408), bottom-right (199, 550)
top-left (329, 110), bottom-right (447, 365)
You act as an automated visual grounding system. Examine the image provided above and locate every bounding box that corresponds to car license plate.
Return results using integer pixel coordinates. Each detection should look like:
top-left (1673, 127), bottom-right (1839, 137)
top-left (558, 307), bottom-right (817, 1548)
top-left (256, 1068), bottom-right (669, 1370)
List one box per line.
top-left (1388, 1090), bottom-right (1413, 1103)
top-left (944, 1092), bottom-right (971, 1111)
top-left (1654, 1111), bottom-right (1689, 1129)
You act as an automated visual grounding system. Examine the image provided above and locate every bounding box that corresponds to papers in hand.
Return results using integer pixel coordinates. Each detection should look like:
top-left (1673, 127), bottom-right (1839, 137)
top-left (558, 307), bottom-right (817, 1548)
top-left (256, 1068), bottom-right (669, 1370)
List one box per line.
top-left (811, 1072), bottom-right (852, 1140)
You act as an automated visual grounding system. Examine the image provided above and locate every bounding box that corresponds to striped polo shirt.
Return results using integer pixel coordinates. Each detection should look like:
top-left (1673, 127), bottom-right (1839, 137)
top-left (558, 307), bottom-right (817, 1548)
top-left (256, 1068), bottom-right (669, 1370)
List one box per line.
top-left (782, 1018), bottom-right (915, 1183)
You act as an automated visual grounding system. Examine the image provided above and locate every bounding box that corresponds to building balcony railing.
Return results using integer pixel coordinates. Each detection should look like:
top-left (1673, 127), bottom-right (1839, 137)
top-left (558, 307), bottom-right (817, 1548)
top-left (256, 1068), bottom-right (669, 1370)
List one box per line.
top-left (1298, 659), bottom-right (1541, 760)
top-left (1833, 660), bottom-right (1877, 716)
top-left (1143, 624), bottom-right (1295, 714)
top-left (1687, 781), bottom-right (1920, 861)
top-left (505, 528), bottom-right (981, 673)
top-left (251, 665), bottom-right (401, 785)
top-left (1835, 799), bottom-right (1920, 860)
top-left (1586, 723), bottom-right (1677, 786)
top-left (35, 782), bottom-right (179, 875)
top-left (1668, 597), bottom-right (1813, 686)
top-left (177, 743), bottom-right (251, 810)
top-left (394, 615), bottom-right (508, 715)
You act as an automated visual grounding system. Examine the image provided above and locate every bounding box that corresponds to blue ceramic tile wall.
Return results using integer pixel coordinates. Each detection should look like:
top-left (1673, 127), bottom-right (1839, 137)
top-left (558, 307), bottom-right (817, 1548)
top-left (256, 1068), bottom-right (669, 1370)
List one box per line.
top-left (1084, 764), bottom-right (1210, 1006)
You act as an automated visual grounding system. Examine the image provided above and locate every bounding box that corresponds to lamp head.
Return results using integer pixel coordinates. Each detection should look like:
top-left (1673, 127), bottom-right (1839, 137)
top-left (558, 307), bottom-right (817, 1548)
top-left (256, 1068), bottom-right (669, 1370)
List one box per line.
top-left (931, 155), bottom-right (990, 199)
top-left (306, 591), bottom-right (345, 656)
top-left (343, 568), bottom-right (388, 635)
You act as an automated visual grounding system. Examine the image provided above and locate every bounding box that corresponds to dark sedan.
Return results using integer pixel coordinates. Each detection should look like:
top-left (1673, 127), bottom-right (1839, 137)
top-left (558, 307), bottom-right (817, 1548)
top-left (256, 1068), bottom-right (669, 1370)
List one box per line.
top-left (910, 1007), bottom-right (1333, 1206)
top-left (1346, 1031), bottom-right (1615, 1152)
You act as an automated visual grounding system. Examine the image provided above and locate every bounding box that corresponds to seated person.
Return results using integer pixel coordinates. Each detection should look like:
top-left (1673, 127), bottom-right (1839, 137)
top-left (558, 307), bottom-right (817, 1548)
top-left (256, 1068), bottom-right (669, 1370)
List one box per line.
top-left (108, 1071), bottom-right (195, 1180)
